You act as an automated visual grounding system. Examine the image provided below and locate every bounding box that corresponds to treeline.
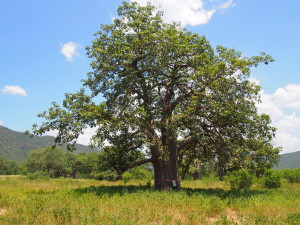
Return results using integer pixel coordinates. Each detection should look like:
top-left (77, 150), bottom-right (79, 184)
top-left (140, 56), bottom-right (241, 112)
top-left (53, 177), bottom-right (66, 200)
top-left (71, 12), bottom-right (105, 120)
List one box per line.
top-left (0, 146), bottom-right (153, 181)
top-left (1, 146), bottom-right (300, 187)
top-left (226, 168), bottom-right (300, 190)
top-left (0, 156), bottom-right (19, 175)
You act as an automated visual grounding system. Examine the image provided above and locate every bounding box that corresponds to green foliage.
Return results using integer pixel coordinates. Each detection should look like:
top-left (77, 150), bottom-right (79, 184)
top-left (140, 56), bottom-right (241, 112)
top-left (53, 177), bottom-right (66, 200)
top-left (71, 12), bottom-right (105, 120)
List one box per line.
top-left (131, 167), bottom-right (152, 180)
top-left (96, 146), bottom-right (146, 178)
top-left (21, 146), bottom-right (150, 181)
top-left (0, 125), bottom-right (97, 163)
top-left (27, 170), bottom-right (50, 180)
top-left (23, 147), bottom-right (102, 179)
top-left (261, 170), bottom-right (281, 189)
top-left (227, 169), bottom-right (254, 190)
top-left (285, 213), bottom-right (300, 225)
top-left (282, 169), bottom-right (300, 183)
top-left (65, 152), bottom-right (98, 178)
top-left (122, 171), bottom-right (133, 183)
top-left (24, 146), bottom-right (68, 177)
top-left (76, 152), bottom-right (98, 178)
top-left (122, 166), bottom-right (153, 183)
top-left (91, 170), bottom-right (118, 181)
top-left (31, 1), bottom-right (279, 190)
top-left (0, 156), bottom-right (19, 175)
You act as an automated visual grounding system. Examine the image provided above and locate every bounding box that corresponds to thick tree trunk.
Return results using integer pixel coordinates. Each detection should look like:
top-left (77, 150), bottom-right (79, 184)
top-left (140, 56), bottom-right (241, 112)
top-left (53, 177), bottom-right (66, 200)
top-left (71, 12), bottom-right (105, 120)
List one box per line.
top-left (71, 171), bottom-right (78, 179)
top-left (152, 141), bottom-right (180, 191)
top-left (192, 171), bottom-right (200, 180)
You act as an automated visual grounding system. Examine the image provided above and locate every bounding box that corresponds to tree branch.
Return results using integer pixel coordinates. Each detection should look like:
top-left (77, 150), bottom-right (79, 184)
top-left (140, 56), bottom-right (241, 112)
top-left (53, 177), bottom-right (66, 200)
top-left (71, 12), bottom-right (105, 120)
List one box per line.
top-left (125, 158), bottom-right (153, 170)
top-left (126, 141), bottom-right (144, 152)
top-left (178, 136), bottom-right (197, 152)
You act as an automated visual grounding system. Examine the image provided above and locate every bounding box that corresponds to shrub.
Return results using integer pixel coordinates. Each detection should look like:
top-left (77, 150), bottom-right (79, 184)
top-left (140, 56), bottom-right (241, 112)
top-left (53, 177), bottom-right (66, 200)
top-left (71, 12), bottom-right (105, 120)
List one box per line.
top-left (27, 170), bottom-right (50, 180)
top-left (122, 172), bottom-right (133, 183)
top-left (92, 170), bottom-right (118, 181)
top-left (282, 169), bottom-right (300, 184)
top-left (227, 169), bottom-right (254, 190)
top-left (131, 167), bottom-right (152, 180)
top-left (262, 170), bottom-right (281, 189)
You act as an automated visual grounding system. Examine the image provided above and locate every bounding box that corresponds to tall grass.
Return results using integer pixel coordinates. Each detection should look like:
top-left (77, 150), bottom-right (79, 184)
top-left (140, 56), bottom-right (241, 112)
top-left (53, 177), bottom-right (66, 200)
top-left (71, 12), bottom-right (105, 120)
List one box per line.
top-left (0, 176), bottom-right (299, 224)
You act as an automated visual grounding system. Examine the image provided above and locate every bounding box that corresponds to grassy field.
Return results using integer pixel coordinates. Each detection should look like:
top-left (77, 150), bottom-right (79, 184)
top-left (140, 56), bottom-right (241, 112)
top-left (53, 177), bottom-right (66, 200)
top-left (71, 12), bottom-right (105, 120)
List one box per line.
top-left (0, 176), bottom-right (299, 224)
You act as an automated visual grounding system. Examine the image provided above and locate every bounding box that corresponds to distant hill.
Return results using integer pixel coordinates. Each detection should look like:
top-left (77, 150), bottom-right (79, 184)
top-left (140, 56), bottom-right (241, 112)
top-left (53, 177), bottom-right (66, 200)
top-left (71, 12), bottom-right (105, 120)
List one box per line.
top-left (274, 151), bottom-right (300, 170)
top-left (0, 126), bottom-right (99, 162)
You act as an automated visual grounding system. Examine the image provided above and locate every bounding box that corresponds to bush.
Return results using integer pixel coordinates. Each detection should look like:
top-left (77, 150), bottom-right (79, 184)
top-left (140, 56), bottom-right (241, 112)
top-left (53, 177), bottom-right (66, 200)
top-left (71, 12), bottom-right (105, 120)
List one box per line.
top-left (262, 170), bottom-right (281, 189)
top-left (131, 167), bottom-right (152, 180)
top-left (122, 172), bottom-right (133, 183)
top-left (282, 169), bottom-right (300, 184)
top-left (92, 170), bottom-right (117, 181)
top-left (0, 156), bottom-right (20, 175)
top-left (227, 169), bottom-right (254, 190)
top-left (27, 170), bottom-right (50, 180)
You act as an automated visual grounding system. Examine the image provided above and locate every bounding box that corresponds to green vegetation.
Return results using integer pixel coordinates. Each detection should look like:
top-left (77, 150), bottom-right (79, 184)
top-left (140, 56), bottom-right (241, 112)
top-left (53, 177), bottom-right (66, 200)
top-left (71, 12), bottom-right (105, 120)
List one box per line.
top-left (227, 169), bottom-right (254, 190)
top-left (25, 146), bottom-right (68, 177)
top-left (32, 1), bottom-right (279, 191)
top-left (281, 169), bottom-right (300, 184)
top-left (274, 151), bottom-right (300, 169)
top-left (20, 146), bottom-right (152, 181)
top-left (0, 1), bottom-right (298, 223)
top-left (0, 176), bottom-right (299, 224)
top-left (0, 156), bottom-right (19, 175)
top-left (0, 125), bottom-right (98, 163)
top-left (261, 170), bottom-right (282, 189)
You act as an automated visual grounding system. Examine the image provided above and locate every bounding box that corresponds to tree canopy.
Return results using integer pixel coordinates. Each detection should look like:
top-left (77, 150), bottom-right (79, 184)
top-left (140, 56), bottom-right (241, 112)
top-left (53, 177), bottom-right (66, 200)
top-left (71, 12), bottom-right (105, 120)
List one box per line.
top-left (32, 1), bottom-right (280, 190)
top-left (0, 156), bottom-right (19, 175)
top-left (25, 146), bottom-right (68, 177)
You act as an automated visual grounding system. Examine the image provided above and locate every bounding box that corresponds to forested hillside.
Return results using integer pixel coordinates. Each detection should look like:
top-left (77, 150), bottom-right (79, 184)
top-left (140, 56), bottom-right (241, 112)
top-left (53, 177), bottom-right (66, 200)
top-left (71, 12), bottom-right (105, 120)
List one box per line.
top-left (275, 151), bottom-right (300, 169)
top-left (0, 126), bottom-right (98, 162)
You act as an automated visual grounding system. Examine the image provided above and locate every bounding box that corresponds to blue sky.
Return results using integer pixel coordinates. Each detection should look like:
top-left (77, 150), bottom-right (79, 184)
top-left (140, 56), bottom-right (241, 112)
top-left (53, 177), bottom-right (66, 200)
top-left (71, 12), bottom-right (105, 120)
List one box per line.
top-left (1, 0), bottom-right (300, 154)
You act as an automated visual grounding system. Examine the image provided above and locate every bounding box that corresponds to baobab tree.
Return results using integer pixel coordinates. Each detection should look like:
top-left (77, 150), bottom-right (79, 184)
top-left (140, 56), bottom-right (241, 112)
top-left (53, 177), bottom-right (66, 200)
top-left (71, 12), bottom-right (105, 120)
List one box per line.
top-left (32, 2), bottom-right (280, 191)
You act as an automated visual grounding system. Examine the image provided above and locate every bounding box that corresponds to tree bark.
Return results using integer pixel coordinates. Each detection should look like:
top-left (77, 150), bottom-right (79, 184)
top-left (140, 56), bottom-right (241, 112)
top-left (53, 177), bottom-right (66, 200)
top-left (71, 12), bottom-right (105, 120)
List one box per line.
top-left (152, 140), bottom-right (180, 191)
top-left (71, 171), bottom-right (78, 179)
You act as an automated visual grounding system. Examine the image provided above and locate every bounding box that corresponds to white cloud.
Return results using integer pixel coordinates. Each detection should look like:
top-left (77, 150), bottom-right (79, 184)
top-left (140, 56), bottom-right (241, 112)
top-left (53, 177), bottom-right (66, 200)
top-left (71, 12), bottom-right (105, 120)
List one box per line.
top-left (131, 0), bottom-right (234, 27)
top-left (76, 127), bottom-right (97, 146)
top-left (44, 129), bottom-right (59, 137)
top-left (44, 127), bottom-right (97, 146)
top-left (273, 84), bottom-right (300, 110)
top-left (257, 83), bottom-right (300, 154)
top-left (1, 85), bottom-right (27, 96)
top-left (257, 90), bottom-right (285, 121)
top-left (60, 41), bottom-right (80, 62)
top-left (248, 76), bottom-right (260, 85)
top-left (276, 112), bottom-right (300, 133)
top-left (0, 121), bottom-right (4, 126)
top-left (220, 0), bottom-right (234, 9)
top-left (275, 131), bottom-right (300, 154)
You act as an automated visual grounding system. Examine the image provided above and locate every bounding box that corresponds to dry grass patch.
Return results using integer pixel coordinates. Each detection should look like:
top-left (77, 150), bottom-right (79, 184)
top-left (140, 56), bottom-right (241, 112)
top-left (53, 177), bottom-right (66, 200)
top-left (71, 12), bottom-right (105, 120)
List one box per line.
top-left (206, 208), bottom-right (241, 225)
top-left (0, 208), bottom-right (7, 216)
top-left (226, 208), bottom-right (241, 225)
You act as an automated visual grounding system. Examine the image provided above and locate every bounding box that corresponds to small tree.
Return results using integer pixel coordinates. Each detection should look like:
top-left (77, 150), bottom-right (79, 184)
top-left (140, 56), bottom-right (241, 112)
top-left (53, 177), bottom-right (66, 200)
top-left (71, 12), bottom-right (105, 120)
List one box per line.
top-left (25, 146), bottom-right (68, 177)
top-left (32, 2), bottom-right (279, 191)
top-left (227, 169), bottom-right (254, 190)
top-left (0, 156), bottom-right (19, 175)
top-left (262, 170), bottom-right (281, 189)
top-left (283, 169), bottom-right (300, 184)
top-left (96, 146), bottom-right (146, 180)
top-left (66, 152), bottom-right (85, 178)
